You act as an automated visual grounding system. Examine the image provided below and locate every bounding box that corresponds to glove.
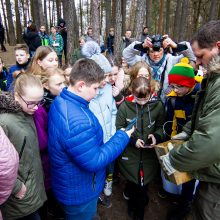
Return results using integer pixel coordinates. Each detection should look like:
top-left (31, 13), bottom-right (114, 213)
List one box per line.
top-left (171, 131), bottom-right (189, 141)
top-left (160, 153), bottom-right (176, 176)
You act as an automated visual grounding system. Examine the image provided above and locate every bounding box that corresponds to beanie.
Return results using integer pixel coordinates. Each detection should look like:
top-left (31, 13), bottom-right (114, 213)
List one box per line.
top-left (82, 41), bottom-right (112, 74)
top-left (168, 57), bottom-right (195, 88)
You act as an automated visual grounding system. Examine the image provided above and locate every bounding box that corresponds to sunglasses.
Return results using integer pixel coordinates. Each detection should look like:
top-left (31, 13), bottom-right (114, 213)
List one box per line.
top-left (18, 93), bottom-right (45, 109)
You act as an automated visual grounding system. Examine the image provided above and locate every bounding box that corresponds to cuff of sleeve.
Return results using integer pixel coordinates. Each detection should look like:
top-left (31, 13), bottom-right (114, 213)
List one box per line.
top-left (153, 133), bottom-right (163, 144)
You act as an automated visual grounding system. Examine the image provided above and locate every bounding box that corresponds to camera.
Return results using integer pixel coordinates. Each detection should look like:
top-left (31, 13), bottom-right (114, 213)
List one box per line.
top-left (150, 34), bottom-right (164, 51)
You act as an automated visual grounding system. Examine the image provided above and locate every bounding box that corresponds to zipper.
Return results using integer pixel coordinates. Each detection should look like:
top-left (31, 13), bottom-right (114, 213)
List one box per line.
top-left (19, 136), bottom-right (26, 159)
top-left (92, 173), bottom-right (96, 191)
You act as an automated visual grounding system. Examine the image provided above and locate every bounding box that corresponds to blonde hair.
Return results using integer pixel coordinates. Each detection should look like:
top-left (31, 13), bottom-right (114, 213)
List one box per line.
top-left (40, 67), bottom-right (64, 84)
top-left (14, 72), bottom-right (43, 96)
top-left (27, 46), bottom-right (56, 76)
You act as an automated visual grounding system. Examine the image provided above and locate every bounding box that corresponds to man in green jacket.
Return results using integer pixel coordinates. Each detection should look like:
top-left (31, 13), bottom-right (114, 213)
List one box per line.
top-left (161, 20), bottom-right (220, 220)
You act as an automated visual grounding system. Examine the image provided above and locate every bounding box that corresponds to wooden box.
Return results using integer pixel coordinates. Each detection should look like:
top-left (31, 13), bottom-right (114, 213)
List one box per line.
top-left (155, 140), bottom-right (192, 185)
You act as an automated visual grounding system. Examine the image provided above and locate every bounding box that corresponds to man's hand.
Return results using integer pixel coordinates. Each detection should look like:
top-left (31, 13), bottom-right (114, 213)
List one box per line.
top-left (160, 153), bottom-right (176, 176)
top-left (15, 183), bottom-right (27, 199)
top-left (171, 131), bottom-right (189, 140)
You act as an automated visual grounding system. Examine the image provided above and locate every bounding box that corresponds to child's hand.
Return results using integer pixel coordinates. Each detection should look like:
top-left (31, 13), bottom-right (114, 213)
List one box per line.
top-left (148, 134), bottom-right (156, 145)
top-left (15, 183), bottom-right (27, 199)
top-left (136, 139), bottom-right (145, 148)
top-left (123, 126), bottom-right (135, 138)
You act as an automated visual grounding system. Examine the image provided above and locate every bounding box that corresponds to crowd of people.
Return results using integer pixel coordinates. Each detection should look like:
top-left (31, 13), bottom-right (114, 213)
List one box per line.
top-left (0, 18), bottom-right (220, 220)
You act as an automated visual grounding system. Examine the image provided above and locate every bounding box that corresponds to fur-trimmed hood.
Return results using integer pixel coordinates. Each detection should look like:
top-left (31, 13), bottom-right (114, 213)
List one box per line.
top-left (0, 92), bottom-right (22, 114)
top-left (209, 55), bottom-right (220, 74)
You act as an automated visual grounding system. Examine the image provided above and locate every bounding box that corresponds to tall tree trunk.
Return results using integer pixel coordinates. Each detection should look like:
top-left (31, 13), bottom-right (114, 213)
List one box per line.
top-left (105, 0), bottom-right (111, 37)
top-left (209, 0), bottom-right (218, 20)
top-left (134, 0), bottom-right (146, 38)
top-left (79, 0), bottom-right (83, 36)
top-left (87, 0), bottom-right (90, 26)
top-left (165, 0), bottom-right (170, 34)
top-left (111, 0), bottom-right (116, 27)
top-left (63, 0), bottom-right (68, 27)
top-left (56, 0), bottom-right (61, 19)
top-left (172, 0), bottom-right (182, 41)
top-left (121, 0), bottom-right (126, 35)
top-left (91, 0), bottom-right (100, 44)
top-left (5, 0), bottom-right (16, 45)
top-left (146, 0), bottom-right (152, 30)
top-left (15, 0), bottom-right (23, 43)
top-left (114, 0), bottom-right (122, 61)
top-left (20, 0), bottom-right (27, 27)
top-left (179, 0), bottom-right (189, 41)
top-left (52, 0), bottom-right (55, 26)
top-left (65, 0), bottom-right (79, 64)
top-left (158, 0), bottom-right (164, 34)
top-left (26, 0), bottom-right (30, 20)
top-left (31, 0), bottom-right (45, 28)
top-left (127, 0), bottom-right (137, 31)
top-left (44, 0), bottom-right (49, 32)
top-left (0, 0), bottom-right (9, 44)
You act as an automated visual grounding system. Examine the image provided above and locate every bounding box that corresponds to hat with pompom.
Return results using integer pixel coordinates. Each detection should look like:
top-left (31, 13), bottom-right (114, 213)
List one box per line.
top-left (168, 57), bottom-right (195, 88)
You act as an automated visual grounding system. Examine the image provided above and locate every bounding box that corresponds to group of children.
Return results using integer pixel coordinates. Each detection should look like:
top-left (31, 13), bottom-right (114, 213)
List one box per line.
top-left (0, 34), bottom-right (202, 220)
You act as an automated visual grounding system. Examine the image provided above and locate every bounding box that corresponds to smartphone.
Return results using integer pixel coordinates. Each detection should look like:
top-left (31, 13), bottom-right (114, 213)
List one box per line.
top-left (125, 117), bottom-right (138, 131)
top-left (143, 137), bottom-right (153, 148)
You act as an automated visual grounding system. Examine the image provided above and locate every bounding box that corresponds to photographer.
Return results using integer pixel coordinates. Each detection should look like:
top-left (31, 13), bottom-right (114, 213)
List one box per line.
top-left (123, 35), bottom-right (196, 103)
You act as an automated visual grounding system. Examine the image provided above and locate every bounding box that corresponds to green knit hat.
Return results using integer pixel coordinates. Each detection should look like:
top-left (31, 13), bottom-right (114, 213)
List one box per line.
top-left (168, 57), bottom-right (195, 88)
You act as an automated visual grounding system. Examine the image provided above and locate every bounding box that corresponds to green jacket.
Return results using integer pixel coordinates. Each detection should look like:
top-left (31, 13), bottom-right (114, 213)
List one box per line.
top-left (72, 47), bottom-right (84, 64)
top-left (0, 93), bottom-right (46, 219)
top-left (170, 56), bottom-right (220, 184)
top-left (49, 33), bottom-right (64, 55)
top-left (116, 96), bottom-right (165, 185)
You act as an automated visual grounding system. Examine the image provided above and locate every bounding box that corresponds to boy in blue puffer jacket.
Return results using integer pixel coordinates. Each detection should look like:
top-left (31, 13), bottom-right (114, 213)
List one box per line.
top-left (48, 58), bottom-right (134, 220)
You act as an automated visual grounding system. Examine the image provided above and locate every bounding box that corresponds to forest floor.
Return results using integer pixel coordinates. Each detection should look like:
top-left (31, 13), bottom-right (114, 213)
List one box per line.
top-left (2, 44), bottom-right (175, 220)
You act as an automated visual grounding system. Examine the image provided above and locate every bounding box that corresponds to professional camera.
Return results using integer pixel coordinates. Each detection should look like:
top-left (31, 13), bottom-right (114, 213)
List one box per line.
top-left (150, 34), bottom-right (164, 51)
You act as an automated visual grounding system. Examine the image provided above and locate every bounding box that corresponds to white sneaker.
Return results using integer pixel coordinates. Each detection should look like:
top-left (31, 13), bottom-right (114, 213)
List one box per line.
top-left (104, 179), bottom-right (113, 196)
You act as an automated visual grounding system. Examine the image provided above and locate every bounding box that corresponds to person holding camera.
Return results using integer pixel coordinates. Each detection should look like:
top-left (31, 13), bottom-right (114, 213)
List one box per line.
top-left (123, 34), bottom-right (196, 103)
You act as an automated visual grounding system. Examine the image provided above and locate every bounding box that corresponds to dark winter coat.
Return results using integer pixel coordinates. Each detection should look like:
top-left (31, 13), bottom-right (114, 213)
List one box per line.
top-left (170, 56), bottom-right (220, 189)
top-left (25, 32), bottom-right (41, 52)
top-left (0, 67), bottom-right (8, 91)
top-left (116, 96), bottom-right (165, 185)
top-left (0, 93), bottom-right (46, 219)
top-left (48, 88), bottom-right (130, 205)
top-left (107, 34), bottom-right (114, 54)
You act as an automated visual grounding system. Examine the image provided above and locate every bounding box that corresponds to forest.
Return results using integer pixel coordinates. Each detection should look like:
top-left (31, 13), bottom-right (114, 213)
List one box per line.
top-left (1, 0), bottom-right (220, 64)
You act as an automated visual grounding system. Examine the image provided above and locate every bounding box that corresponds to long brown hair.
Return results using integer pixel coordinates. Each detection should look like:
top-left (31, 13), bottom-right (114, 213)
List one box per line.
top-left (27, 46), bottom-right (56, 76)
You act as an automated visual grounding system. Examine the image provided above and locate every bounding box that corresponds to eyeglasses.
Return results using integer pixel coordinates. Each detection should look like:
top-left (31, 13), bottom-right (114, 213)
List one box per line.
top-left (18, 93), bottom-right (45, 109)
top-left (169, 85), bottom-right (185, 90)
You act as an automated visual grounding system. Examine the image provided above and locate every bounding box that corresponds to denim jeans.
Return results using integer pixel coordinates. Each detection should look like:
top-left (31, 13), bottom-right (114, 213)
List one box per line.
top-left (62, 197), bottom-right (98, 220)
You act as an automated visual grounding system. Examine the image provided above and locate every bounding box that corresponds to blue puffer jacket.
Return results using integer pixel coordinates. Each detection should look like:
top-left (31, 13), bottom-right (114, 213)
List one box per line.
top-left (48, 88), bottom-right (129, 205)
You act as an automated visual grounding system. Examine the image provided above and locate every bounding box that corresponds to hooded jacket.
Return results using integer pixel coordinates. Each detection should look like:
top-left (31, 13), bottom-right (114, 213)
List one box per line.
top-left (116, 96), bottom-right (165, 185)
top-left (89, 83), bottom-right (117, 143)
top-left (0, 126), bottom-right (19, 205)
top-left (0, 93), bottom-right (46, 219)
top-left (169, 56), bottom-right (220, 191)
top-left (48, 88), bottom-right (129, 205)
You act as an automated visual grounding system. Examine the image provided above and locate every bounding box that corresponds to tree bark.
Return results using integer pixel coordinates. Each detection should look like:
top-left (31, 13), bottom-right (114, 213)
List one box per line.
top-left (146, 0), bottom-right (152, 30)
top-left (111, 0), bottom-right (116, 27)
top-left (179, 0), bottom-right (189, 41)
top-left (44, 0), bottom-right (49, 32)
top-left (15, 0), bottom-right (23, 43)
top-left (56, 0), bottom-right (61, 20)
top-left (5, 0), bottom-right (16, 45)
top-left (0, 0), bottom-right (9, 44)
top-left (209, 0), bottom-right (218, 20)
top-left (127, 0), bottom-right (137, 31)
top-left (121, 0), bottom-right (126, 35)
top-left (105, 0), bottom-right (111, 37)
top-left (134, 0), bottom-right (146, 38)
top-left (91, 0), bottom-right (100, 43)
top-left (65, 0), bottom-right (79, 64)
top-left (114, 0), bottom-right (122, 61)
top-left (165, 0), bottom-right (170, 34)
top-left (172, 0), bottom-right (182, 41)
top-left (158, 0), bottom-right (164, 34)
top-left (79, 0), bottom-right (83, 36)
